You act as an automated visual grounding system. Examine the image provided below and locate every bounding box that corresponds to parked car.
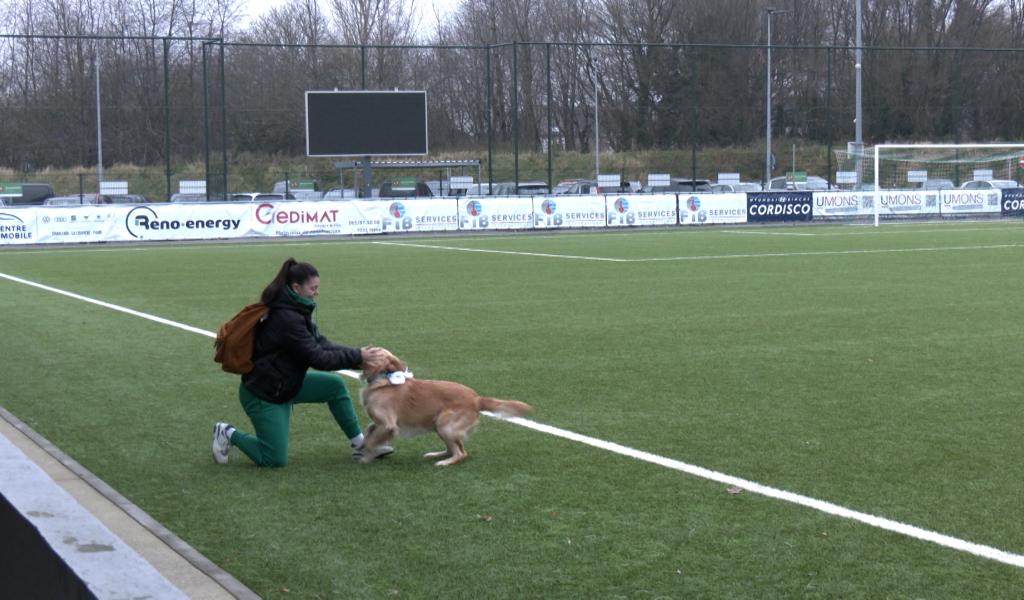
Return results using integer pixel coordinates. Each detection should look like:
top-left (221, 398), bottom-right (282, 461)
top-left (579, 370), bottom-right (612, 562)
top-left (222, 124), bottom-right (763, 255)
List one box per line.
top-left (488, 181), bottom-right (550, 196)
top-left (552, 179), bottom-right (585, 194)
top-left (43, 194), bottom-right (113, 206)
top-left (272, 180), bottom-right (319, 194)
top-left (108, 194), bottom-right (150, 204)
top-left (231, 192), bottom-right (295, 202)
top-left (710, 182), bottom-right (762, 193)
top-left (2, 182), bottom-right (55, 205)
top-left (767, 175), bottom-right (829, 191)
top-left (322, 187), bottom-right (357, 200)
top-left (645, 178), bottom-right (712, 193)
top-left (169, 193), bottom-right (229, 203)
top-left (379, 181), bottom-right (433, 198)
top-left (557, 180), bottom-right (598, 195)
top-left (422, 179), bottom-right (471, 196)
top-left (170, 193), bottom-right (207, 203)
top-left (959, 179), bottom-right (1019, 190)
top-left (918, 178), bottom-right (954, 190)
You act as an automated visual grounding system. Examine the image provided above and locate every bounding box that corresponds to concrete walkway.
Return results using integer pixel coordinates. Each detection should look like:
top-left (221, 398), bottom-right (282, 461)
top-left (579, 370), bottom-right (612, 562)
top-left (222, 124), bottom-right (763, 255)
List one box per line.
top-left (0, 406), bottom-right (259, 599)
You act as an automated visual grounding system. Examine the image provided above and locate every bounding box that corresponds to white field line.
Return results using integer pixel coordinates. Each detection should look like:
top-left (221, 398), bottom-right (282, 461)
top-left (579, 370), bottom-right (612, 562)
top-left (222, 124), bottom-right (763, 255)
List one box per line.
top-left (373, 240), bottom-right (1023, 263)
top-left (720, 230), bottom-right (819, 236)
top-left (720, 224), bottom-right (1024, 237)
top-left (0, 272), bottom-right (215, 338)
top-left (1, 222), bottom-right (1021, 257)
top-left (2, 269), bottom-right (1024, 570)
top-left (371, 240), bottom-right (630, 261)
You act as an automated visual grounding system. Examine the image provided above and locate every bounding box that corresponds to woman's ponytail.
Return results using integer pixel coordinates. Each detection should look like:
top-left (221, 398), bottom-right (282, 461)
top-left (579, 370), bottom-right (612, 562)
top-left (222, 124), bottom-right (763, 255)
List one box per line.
top-left (261, 258), bottom-right (318, 303)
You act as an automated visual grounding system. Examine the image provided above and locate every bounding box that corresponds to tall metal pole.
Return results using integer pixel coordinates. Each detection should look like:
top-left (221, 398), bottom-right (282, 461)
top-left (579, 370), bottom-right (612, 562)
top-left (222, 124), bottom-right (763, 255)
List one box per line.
top-left (360, 44), bottom-right (369, 198)
top-left (219, 41), bottom-right (227, 196)
top-left (95, 42), bottom-right (103, 187)
top-left (594, 69), bottom-right (600, 180)
top-left (854, 0), bottom-right (864, 183)
top-left (512, 41), bottom-right (519, 191)
top-left (765, 12), bottom-right (772, 188)
top-left (486, 46), bottom-right (493, 195)
top-left (765, 8), bottom-right (790, 189)
top-left (163, 38), bottom-right (171, 200)
top-left (855, 0), bottom-right (863, 147)
top-left (546, 43), bottom-right (552, 192)
top-left (202, 42), bottom-right (210, 200)
top-left (826, 47), bottom-right (833, 189)
top-left (690, 52), bottom-right (697, 190)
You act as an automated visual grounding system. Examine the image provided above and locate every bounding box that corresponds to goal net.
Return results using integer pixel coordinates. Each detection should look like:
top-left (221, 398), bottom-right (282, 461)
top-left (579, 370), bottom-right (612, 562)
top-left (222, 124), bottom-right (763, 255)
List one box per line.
top-left (834, 143), bottom-right (1024, 189)
top-left (834, 143), bottom-right (1024, 224)
top-left (874, 144), bottom-right (1024, 190)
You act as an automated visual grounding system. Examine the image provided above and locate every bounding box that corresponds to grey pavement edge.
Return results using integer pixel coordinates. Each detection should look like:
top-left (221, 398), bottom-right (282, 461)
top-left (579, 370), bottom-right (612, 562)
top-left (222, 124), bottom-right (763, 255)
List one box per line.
top-left (0, 405), bottom-right (259, 599)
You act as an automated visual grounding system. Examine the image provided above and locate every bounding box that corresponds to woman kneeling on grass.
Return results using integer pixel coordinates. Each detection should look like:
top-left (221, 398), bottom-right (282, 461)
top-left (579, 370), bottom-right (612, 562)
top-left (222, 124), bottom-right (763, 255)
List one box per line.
top-left (212, 257), bottom-right (392, 467)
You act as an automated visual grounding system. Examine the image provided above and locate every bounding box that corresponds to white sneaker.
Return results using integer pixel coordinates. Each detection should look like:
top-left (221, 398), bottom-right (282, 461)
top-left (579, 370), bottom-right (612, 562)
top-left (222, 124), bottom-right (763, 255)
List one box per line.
top-left (352, 443), bottom-right (395, 461)
top-left (212, 422), bottom-right (233, 464)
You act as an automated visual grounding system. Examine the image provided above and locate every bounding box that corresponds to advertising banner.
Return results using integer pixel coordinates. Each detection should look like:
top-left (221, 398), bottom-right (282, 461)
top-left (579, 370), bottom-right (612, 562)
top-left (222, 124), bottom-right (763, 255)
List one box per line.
top-left (606, 194), bottom-right (677, 227)
top-left (1001, 188), bottom-right (1024, 217)
top-left (746, 192), bottom-right (813, 223)
top-left (123, 203), bottom-right (251, 241)
top-left (678, 193), bottom-right (747, 225)
top-left (378, 199), bottom-right (459, 233)
top-left (939, 190), bottom-right (1002, 215)
top-left (35, 206), bottom-right (130, 243)
top-left (252, 200), bottom-right (359, 236)
top-left (457, 197), bottom-right (534, 231)
top-left (531, 195), bottom-right (606, 229)
top-left (0, 208), bottom-right (37, 245)
top-left (866, 190), bottom-right (940, 215)
top-left (812, 192), bottom-right (873, 217)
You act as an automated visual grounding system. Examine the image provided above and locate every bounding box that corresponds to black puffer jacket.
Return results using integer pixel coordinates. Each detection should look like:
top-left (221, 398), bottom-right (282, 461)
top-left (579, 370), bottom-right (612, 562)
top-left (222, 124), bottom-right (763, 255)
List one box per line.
top-left (241, 291), bottom-right (363, 403)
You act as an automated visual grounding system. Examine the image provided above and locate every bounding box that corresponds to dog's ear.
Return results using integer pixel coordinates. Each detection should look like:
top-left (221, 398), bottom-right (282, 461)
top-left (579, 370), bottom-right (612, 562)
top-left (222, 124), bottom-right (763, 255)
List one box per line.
top-left (386, 355), bottom-right (407, 372)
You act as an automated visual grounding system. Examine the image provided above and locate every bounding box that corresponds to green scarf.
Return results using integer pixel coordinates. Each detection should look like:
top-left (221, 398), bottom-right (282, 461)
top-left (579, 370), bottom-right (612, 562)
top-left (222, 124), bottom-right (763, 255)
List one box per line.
top-left (286, 286), bottom-right (320, 336)
top-left (286, 286), bottom-right (316, 309)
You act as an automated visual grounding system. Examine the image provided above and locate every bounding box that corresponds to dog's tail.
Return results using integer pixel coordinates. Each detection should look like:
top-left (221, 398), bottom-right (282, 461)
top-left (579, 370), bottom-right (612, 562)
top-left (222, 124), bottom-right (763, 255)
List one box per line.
top-left (478, 397), bottom-right (532, 418)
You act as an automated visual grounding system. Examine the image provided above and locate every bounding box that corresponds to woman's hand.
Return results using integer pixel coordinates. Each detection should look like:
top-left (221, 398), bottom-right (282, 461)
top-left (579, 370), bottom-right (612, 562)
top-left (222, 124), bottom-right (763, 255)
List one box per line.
top-left (360, 346), bottom-right (403, 372)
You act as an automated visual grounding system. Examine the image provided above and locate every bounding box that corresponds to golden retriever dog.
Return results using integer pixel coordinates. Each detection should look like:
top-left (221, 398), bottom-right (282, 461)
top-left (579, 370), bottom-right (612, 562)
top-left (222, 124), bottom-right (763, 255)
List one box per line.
top-left (359, 353), bottom-right (532, 466)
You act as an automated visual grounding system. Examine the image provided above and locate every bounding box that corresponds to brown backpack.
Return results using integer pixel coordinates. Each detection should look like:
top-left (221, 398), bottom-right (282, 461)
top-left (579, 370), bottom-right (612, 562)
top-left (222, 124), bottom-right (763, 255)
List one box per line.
top-left (213, 303), bottom-right (269, 374)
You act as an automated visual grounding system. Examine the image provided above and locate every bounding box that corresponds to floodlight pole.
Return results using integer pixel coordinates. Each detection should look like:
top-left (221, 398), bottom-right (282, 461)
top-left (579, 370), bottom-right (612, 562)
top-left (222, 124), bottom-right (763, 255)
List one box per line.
top-left (764, 8), bottom-right (790, 189)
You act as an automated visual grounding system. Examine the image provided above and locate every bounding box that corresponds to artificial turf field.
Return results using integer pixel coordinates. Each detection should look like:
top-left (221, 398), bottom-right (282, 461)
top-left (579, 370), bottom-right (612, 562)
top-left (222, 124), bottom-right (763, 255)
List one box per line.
top-left (1, 221), bottom-right (1023, 598)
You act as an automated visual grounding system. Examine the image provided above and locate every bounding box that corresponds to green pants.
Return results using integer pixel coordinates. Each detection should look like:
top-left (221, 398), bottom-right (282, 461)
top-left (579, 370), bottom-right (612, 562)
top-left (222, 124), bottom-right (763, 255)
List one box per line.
top-left (232, 371), bottom-right (362, 467)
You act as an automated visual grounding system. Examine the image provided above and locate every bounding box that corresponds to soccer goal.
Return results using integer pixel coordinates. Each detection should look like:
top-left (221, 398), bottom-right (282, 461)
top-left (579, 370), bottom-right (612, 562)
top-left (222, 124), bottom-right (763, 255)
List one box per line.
top-left (853, 143), bottom-right (1024, 226)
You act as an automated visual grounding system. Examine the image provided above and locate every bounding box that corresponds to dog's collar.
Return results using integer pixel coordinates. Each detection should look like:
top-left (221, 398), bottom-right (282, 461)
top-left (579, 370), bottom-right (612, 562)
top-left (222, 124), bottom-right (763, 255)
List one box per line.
top-left (365, 370), bottom-right (414, 386)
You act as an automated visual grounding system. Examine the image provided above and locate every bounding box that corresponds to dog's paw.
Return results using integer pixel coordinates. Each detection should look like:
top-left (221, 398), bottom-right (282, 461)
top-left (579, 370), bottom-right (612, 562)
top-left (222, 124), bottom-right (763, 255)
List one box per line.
top-left (434, 454), bottom-right (466, 466)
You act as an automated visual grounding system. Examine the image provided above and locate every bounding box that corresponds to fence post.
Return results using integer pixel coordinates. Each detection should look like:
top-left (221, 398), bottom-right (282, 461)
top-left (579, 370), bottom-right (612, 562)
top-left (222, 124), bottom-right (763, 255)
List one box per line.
top-left (826, 46), bottom-right (833, 190)
top-left (202, 41), bottom-right (211, 201)
top-left (219, 40), bottom-right (228, 197)
top-left (953, 50), bottom-right (962, 185)
top-left (546, 42), bottom-right (552, 192)
top-left (163, 37), bottom-right (171, 201)
top-left (486, 46), bottom-right (493, 195)
top-left (513, 40), bottom-right (519, 192)
top-left (360, 45), bottom-right (367, 90)
top-left (690, 48), bottom-right (698, 190)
